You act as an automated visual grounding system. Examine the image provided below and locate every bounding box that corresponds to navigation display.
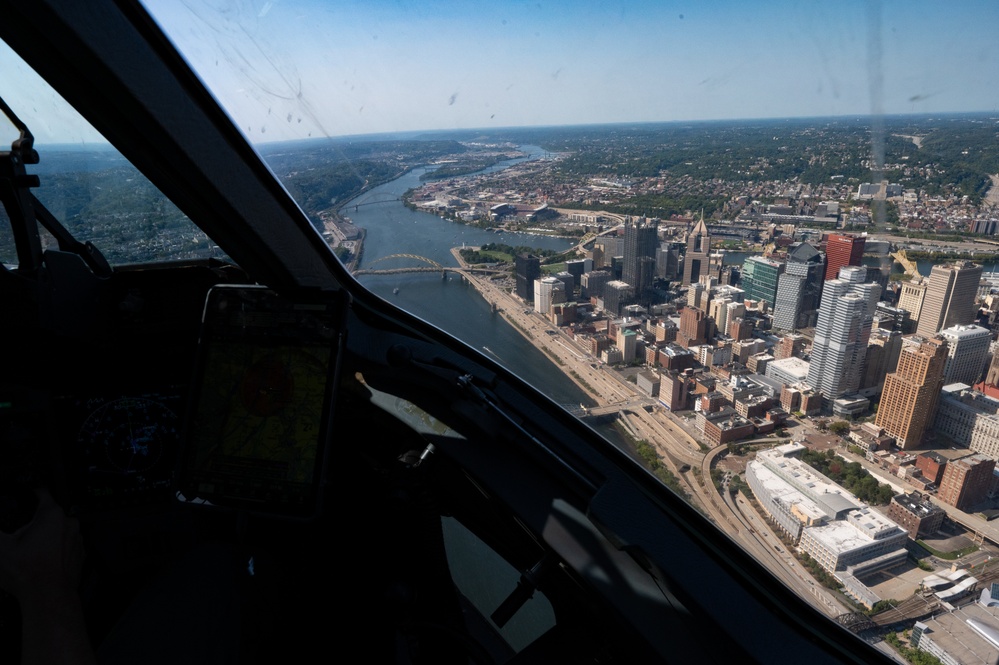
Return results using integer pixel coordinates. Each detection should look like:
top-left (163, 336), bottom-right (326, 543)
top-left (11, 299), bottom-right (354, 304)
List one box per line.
top-left (177, 286), bottom-right (343, 519)
top-left (62, 392), bottom-right (183, 511)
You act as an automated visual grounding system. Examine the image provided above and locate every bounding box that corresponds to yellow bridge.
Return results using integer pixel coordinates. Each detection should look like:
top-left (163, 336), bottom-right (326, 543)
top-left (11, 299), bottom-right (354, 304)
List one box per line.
top-left (353, 253), bottom-right (448, 276)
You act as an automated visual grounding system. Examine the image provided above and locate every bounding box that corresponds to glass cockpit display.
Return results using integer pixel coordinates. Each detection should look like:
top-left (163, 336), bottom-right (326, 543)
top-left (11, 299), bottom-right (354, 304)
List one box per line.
top-left (61, 392), bottom-right (184, 511)
top-left (177, 285), bottom-right (343, 519)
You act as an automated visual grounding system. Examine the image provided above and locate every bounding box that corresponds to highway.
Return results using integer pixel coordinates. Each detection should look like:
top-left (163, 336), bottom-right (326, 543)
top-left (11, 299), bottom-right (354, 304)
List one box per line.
top-left (450, 251), bottom-right (849, 619)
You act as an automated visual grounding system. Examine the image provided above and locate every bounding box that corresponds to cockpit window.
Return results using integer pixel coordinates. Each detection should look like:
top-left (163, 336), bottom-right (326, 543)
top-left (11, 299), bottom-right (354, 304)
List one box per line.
top-left (0, 39), bottom-right (227, 267)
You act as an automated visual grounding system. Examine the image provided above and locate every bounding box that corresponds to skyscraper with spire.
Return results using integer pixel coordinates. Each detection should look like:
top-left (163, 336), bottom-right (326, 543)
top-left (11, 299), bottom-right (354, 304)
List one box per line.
top-left (682, 215), bottom-right (712, 286)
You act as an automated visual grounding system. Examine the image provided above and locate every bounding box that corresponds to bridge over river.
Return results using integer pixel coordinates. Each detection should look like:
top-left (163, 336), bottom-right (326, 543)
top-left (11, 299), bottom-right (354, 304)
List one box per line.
top-left (353, 253), bottom-right (508, 277)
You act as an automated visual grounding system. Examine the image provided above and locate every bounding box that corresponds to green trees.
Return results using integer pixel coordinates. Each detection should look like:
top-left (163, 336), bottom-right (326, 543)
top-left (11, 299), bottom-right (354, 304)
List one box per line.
top-left (800, 449), bottom-right (895, 505)
top-left (828, 421), bottom-right (851, 436)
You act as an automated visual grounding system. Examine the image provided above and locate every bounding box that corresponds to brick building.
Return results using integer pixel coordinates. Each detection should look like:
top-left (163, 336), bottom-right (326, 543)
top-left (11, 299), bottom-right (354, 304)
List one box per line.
top-left (886, 492), bottom-right (946, 540)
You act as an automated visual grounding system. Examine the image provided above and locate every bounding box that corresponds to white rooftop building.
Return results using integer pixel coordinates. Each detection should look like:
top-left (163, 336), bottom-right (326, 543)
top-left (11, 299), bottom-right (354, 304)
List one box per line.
top-left (940, 324), bottom-right (992, 386)
top-left (765, 356), bottom-right (811, 386)
top-left (746, 443), bottom-right (907, 603)
top-left (798, 507), bottom-right (907, 576)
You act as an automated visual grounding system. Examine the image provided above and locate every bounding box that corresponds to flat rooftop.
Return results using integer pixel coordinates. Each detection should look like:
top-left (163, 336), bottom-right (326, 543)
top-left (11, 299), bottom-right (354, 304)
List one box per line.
top-left (804, 518), bottom-right (893, 556)
top-left (747, 459), bottom-right (826, 523)
top-left (916, 603), bottom-right (999, 665)
top-left (757, 445), bottom-right (863, 518)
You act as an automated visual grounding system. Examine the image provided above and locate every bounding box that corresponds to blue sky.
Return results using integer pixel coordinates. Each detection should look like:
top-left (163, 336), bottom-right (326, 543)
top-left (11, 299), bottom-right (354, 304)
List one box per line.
top-left (4, 1), bottom-right (999, 144)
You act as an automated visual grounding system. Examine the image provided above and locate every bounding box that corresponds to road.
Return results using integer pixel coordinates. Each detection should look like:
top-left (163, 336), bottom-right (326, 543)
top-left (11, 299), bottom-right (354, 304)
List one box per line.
top-left (452, 250), bottom-right (850, 618)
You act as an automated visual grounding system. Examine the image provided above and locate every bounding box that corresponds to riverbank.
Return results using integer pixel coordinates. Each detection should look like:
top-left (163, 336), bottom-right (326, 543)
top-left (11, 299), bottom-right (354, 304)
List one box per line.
top-left (450, 246), bottom-right (621, 408)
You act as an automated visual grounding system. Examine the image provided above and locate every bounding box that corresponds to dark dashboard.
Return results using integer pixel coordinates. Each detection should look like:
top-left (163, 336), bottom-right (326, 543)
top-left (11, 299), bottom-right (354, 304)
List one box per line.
top-left (4, 261), bottom-right (239, 507)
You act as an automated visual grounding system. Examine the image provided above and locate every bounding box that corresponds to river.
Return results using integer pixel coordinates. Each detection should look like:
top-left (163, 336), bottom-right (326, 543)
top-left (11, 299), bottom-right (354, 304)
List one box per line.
top-left (347, 147), bottom-right (595, 409)
top-left (344, 154), bottom-right (999, 416)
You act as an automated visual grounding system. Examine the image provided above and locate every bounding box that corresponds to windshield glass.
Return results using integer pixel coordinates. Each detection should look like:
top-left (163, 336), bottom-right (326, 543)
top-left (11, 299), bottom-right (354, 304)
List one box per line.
top-left (0, 40), bottom-right (227, 266)
top-left (141, 0), bottom-right (999, 653)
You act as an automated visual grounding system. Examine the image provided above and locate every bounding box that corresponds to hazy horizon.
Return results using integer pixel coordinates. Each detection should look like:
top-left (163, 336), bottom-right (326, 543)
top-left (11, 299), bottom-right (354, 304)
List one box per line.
top-left (4, 0), bottom-right (998, 145)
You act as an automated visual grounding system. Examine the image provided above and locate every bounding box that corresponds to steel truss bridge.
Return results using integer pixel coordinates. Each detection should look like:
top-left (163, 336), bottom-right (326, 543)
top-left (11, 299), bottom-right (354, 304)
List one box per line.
top-left (345, 196), bottom-right (403, 211)
top-left (353, 253), bottom-right (449, 276)
top-left (354, 253), bottom-right (508, 277)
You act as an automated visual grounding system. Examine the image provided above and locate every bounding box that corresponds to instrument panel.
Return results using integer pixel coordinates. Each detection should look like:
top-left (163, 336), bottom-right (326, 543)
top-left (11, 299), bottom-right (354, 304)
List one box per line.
top-left (58, 390), bottom-right (186, 512)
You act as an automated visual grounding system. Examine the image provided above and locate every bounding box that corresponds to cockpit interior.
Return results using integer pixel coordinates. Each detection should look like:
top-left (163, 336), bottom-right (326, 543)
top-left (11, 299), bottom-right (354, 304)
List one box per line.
top-left (0, 1), bottom-right (897, 663)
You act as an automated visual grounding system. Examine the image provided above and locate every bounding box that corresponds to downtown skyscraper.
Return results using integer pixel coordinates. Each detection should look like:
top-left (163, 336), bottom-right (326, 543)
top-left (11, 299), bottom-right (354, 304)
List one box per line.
top-left (806, 266), bottom-right (881, 401)
top-left (772, 242), bottom-right (825, 332)
top-left (823, 233), bottom-right (865, 281)
top-left (914, 262), bottom-right (983, 337)
top-left (681, 216), bottom-right (711, 286)
top-left (515, 253), bottom-right (541, 304)
top-left (875, 335), bottom-right (947, 449)
top-left (622, 216), bottom-right (658, 298)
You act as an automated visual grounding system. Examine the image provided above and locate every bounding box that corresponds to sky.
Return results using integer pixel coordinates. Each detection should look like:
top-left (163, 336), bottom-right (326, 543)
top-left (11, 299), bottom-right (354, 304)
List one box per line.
top-left (4, 0), bottom-right (999, 144)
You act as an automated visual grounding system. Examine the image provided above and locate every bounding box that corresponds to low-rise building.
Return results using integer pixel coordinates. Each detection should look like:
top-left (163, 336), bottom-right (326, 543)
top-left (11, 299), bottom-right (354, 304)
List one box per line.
top-left (886, 491), bottom-right (946, 539)
top-left (938, 454), bottom-right (997, 511)
top-left (747, 443), bottom-right (908, 597)
top-left (915, 452), bottom-right (948, 486)
top-left (766, 356), bottom-right (811, 386)
top-left (797, 507), bottom-right (908, 576)
top-left (700, 407), bottom-right (755, 444)
top-left (911, 595), bottom-right (999, 665)
top-left (832, 394), bottom-right (870, 419)
top-left (636, 371), bottom-right (660, 398)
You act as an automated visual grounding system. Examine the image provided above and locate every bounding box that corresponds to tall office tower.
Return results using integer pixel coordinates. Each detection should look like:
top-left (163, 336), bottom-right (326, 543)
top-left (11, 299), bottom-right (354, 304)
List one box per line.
top-left (687, 281), bottom-right (706, 309)
top-left (678, 307), bottom-right (709, 349)
top-left (874, 303), bottom-right (912, 333)
top-left (725, 301), bottom-right (746, 330)
top-left (708, 252), bottom-right (726, 283)
top-left (824, 233), bottom-right (865, 281)
top-left (939, 324), bottom-right (992, 386)
top-left (897, 280), bottom-right (927, 326)
top-left (986, 349), bottom-right (999, 387)
top-left (610, 256), bottom-right (624, 280)
top-left (564, 258), bottom-right (591, 294)
top-left (860, 328), bottom-right (902, 392)
top-left (533, 276), bottom-right (565, 315)
top-left (740, 256), bottom-right (785, 313)
top-left (602, 280), bottom-right (633, 317)
top-left (698, 273), bottom-right (719, 291)
top-left (515, 254), bottom-right (541, 304)
top-left (915, 262), bottom-right (983, 337)
top-left (719, 264), bottom-right (739, 286)
top-left (555, 271), bottom-right (576, 300)
top-left (580, 269), bottom-right (611, 300)
top-left (875, 336), bottom-right (947, 449)
top-left (656, 245), bottom-right (680, 280)
top-left (589, 244), bottom-right (605, 269)
top-left (709, 297), bottom-right (733, 335)
top-left (772, 242), bottom-right (825, 332)
top-left (681, 216), bottom-right (711, 286)
top-left (622, 217), bottom-right (658, 297)
top-left (805, 266), bottom-right (881, 401)
top-left (594, 237), bottom-right (622, 267)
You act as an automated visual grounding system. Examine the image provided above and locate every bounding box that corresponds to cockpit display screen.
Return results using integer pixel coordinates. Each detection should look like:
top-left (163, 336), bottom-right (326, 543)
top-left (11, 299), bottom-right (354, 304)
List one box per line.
top-left (177, 286), bottom-right (342, 519)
